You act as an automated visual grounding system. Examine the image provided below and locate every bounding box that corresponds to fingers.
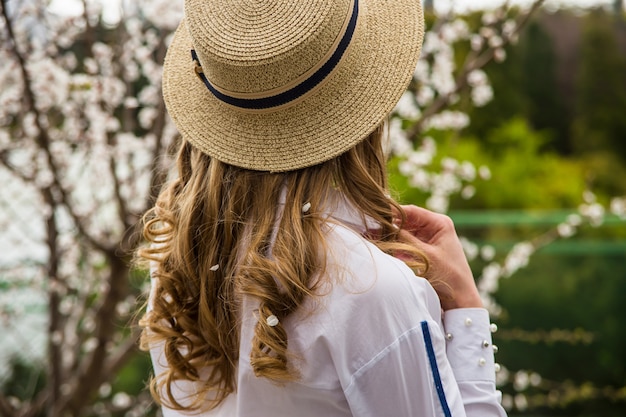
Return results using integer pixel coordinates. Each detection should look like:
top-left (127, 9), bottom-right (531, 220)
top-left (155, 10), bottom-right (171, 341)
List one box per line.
top-left (399, 205), bottom-right (456, 243)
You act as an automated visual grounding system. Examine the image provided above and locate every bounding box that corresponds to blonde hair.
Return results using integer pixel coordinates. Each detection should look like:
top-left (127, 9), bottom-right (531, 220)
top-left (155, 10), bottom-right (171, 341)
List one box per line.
top-left (138, 124), bottom-right (427, 411)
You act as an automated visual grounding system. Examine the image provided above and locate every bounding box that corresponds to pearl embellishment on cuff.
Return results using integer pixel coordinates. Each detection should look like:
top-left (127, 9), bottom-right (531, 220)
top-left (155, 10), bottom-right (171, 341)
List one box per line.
top-left (482, 340), bottom-right (490, 348)
top-left (465, 317), bottom-right (473, 326)
top-left (490, 323), bottom-right (498, 333)
top-left (492, 344), bottom-right (499, 353)
top-left (478, 358), bottom-right (486, 366)
top-left (445, 333), bottom-right (453, 341)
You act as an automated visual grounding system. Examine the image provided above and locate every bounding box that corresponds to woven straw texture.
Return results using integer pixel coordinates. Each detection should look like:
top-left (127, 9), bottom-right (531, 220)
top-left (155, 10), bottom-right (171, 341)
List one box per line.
top-left (163, 0), bottom-right (424, 172)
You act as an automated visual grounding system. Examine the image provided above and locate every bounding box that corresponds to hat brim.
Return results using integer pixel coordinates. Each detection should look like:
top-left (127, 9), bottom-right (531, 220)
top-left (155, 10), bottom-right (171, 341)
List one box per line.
top-left (162, 0), bottom-right (423, 172)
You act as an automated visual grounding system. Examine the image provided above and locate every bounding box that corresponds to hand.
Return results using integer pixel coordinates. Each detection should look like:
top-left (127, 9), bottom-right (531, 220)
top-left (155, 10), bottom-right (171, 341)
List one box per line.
top-left (395, 205), bottom-right (483, 311)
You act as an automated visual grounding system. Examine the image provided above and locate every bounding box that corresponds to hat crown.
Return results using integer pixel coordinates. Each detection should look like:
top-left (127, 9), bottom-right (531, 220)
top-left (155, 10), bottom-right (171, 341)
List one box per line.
top-left (186, 0), bottom-right (352, 95)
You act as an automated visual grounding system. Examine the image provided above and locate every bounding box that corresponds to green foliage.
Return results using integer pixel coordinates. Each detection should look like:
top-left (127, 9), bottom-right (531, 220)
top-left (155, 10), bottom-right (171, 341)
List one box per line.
top-left (111, 352), bottom-right (152, 396)
top-left (574, 9), bottom-right (626, 160)
top-left (461, 118), bottom-right (585, 209)
top-left (495, 252), bottom-right (626, 415)
top-left (465, 31), bottom-right (527, 142)
top-left (389, 118), bottom-right (587, 210)
top-left (520, 21), bottom-right (570, 154)
top-left (2, 358), bottom-right (46, 417)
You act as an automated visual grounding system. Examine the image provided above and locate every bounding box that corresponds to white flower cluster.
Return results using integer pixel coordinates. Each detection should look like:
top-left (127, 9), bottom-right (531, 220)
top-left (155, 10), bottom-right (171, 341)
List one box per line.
top-left (0, 0), bottom-right (182, 402)
top-left (397, 135), bottom-right (490, 213)
top-left (578, 190), bottom-right (605, 227)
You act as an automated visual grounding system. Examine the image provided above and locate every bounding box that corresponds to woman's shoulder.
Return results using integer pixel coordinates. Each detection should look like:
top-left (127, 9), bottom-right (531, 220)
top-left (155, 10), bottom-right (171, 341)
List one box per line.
top-left (329, 223), bottom-right (436, 293)
top-left (286, 224), bottom-right (442, 383)
top-left (315, 223), bottom-right (442, 334)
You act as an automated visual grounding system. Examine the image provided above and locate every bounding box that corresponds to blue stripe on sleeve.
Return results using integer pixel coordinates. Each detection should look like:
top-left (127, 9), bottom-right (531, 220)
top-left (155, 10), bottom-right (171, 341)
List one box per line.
top-left (421, 321), bottom-right (452, 417)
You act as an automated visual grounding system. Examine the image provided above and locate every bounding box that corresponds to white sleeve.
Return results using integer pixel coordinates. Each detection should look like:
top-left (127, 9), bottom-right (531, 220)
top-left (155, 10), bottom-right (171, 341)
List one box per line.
top-left (343, 309), bottom-right (507, 417)
top-left (443, 308), bottom-right (507, 417)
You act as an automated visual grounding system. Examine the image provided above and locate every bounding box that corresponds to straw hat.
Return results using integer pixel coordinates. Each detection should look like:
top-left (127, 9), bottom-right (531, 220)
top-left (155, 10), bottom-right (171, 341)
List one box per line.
top-left (163, 0), bottom-right (424, 172)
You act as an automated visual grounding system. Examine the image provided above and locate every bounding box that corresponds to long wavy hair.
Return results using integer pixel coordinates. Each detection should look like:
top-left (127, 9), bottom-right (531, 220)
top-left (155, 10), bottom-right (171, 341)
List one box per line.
top-left (137, 123), bottom-right (428, 411)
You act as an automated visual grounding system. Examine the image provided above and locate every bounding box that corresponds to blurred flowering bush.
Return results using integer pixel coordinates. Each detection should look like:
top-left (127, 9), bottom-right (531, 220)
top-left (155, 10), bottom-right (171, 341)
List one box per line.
top-left (1, 0), bottom-right (624, 416)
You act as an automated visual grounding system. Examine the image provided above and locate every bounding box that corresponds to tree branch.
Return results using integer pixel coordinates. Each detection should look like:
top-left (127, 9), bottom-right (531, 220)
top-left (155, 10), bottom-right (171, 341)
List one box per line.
top-left (143, 39), bottom-right (171, 215)
top-left (60, 256), bottom-right (130, 416)
top-left (41, 186), bottom-right (63, 416)
top-left (102, 329), bottom-right (142, 381)
top-left (108, 135), bottom-right (132, 232)
top-left (0, 0), bottom-right (111, 253)
top-left (406, 0), bottom-right (546, 139)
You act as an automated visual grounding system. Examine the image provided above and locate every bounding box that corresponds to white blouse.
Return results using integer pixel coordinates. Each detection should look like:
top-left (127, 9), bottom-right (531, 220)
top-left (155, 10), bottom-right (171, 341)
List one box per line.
top-left (148, 199), bottom-right (507, 417)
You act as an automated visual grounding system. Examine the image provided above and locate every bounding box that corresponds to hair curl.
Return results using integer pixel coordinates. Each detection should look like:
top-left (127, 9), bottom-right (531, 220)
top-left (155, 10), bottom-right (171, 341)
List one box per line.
top-left (137, 124), bottom-right (427, 411)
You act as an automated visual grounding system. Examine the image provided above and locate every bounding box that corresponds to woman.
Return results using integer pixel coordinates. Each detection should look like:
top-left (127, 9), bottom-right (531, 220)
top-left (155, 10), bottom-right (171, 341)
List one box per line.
top-left (139, 0), bottom-right (507, 416)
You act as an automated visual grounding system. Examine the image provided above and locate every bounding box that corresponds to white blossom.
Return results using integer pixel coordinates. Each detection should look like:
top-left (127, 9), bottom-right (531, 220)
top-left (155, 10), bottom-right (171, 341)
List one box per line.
top-left (139, 0), bottom-right (184, 30)
top-left (496, 364), bottom-right (510, 387)
top-left (460, 237), bottom-right (479, 261)
top-left (467, 69), bottom-right (488, 87)
top-left (480, 245), bottom-right (496, 261)
top-left (514, 394), bottom-right (528, 411)
top-left (416, 86), bottom-right (435, 107)
top-left (610, 197), bottom-right (626, 218)
top-left (502, 19), bottom-right (517, 39)
top-left (579, 202), bottom-right (605, 227)
top-left (395, 91), bottom-right (420, 120)
top-left (557, 222), bottom-right (576, 238)
top-left (479, 262), bottom-right (502, 294)
top-left (583, 190), bottom-right (597, 203)
top-left (566, 213), bottom-right (582, 226)
top-left (461, 185), bottom-right (475, 199)
top-left (503, 242), bottom-right (535, 277)
top-left (494, 48), bottom-right (507, 63)
top-left (479, 165), bottom-right (492, 180)
top-left (413, 59), bottom-right (430, 82)
top-left (488, 35), bottom-right (504, 48)
top-left (470, 34), bottom-right (484, 51)
top-left (426, 194), bottom-right (449, 213)
top-left (472, 84), bottom-right (494, 107)
top-left (501, 394), bottom-right (513, 410)
top-left (112, 392), bottom-right (132, 409)
top-left (440, 19), bottom-right (470, 43)
top-left (425, 111), bottom-right (470, 131)
top-left (482, 12), bottom-right (498, 26)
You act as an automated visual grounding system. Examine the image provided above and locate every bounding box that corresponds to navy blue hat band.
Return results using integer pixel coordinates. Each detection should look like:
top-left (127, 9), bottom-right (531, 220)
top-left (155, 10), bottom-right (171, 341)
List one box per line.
top-left (191, 0), bottom-right (359, 110)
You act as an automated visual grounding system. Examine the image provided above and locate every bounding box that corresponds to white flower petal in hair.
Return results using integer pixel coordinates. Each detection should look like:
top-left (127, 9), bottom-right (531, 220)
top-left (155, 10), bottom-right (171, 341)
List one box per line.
top-left (209, 264), bottom-right (220, 271)
top-left (302, 202), bottom-right (311, 213)
top-left (266, 315), bottom-right (279, 327)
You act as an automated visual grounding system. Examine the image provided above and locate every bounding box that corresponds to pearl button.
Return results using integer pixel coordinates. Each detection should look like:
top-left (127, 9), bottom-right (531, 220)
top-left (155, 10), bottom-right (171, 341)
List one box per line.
top-left (445, 333), bottom-right (453, 341)
top-left (490, 323), bottom-right (498, 333)
top-left (495, 363), bottom-right (501, 372)
top-left (465, 317), bottom-right (473, 326)
top-left (478, 358), bottom-right (486, 366)
top-left (482, 340), bottom-right (490, 348)
top-left (492, 344), bottom-right (499, 354)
